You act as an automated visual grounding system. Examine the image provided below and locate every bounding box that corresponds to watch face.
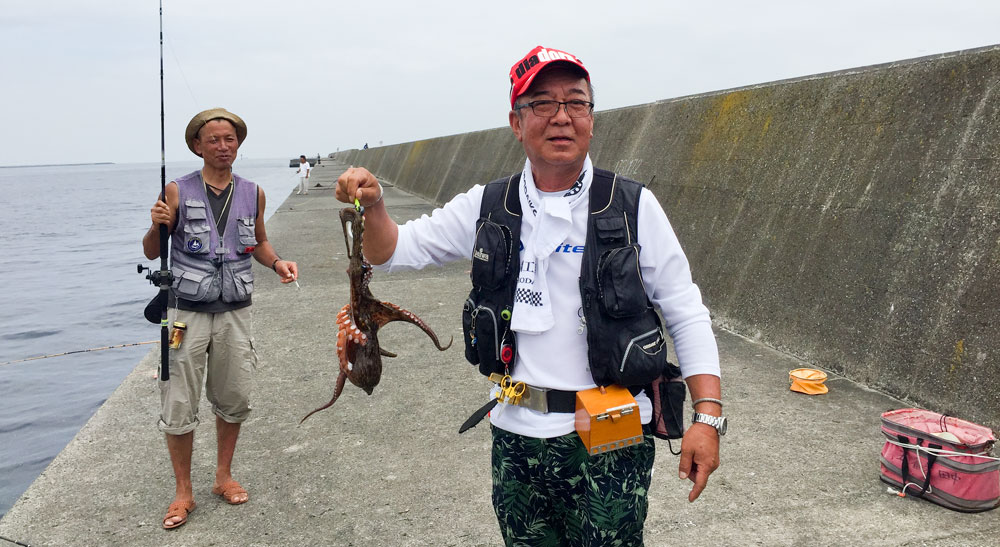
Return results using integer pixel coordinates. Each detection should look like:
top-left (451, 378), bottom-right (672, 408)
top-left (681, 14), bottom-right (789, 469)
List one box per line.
top-left (717, 417), bottom-right (727, 436)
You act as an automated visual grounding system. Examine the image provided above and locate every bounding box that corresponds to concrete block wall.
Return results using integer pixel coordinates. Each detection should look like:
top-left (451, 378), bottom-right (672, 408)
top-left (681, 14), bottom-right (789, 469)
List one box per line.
top-left (333, 45), bottom-right (1000, 429)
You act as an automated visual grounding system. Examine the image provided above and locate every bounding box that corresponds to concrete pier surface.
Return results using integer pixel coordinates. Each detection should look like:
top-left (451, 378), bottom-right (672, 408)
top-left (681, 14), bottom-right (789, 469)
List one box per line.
top-left (2, 160), bottom-right (998, 546)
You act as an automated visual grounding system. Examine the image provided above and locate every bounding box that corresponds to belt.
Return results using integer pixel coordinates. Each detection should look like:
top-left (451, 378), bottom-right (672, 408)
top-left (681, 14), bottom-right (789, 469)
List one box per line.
top-left (535, 386), bottom-right (643, 413)
top-left (457, 379), bottom-right (642, 434)
top-left (544, 389), bottom-right (579, 413)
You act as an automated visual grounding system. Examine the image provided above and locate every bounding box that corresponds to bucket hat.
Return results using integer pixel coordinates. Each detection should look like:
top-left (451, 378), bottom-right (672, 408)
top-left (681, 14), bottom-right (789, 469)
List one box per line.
top-left (185, 108), bottom-right (247, 156)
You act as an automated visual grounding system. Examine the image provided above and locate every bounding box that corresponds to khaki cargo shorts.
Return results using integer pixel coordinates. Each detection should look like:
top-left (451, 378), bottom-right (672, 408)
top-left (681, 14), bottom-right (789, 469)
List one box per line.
top-left (158, 307), bottom-right (257, 435)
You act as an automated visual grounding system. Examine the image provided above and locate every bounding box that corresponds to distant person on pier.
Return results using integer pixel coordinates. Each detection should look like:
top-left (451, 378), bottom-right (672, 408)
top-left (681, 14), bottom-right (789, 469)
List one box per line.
top-left (142, 107), bottom-right (299, 530)
top-left (296, 154), bottom-right (311, 195)
top-left (336, 46), bottom-right (723, 545)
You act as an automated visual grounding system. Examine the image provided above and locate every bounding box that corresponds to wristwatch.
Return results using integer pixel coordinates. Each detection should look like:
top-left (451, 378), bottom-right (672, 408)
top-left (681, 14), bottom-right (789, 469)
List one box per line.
top-left (692, 413), bottom-right (728, 436)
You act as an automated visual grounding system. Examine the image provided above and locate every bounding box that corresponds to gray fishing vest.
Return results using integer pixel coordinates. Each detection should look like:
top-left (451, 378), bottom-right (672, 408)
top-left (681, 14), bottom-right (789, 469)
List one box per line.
top-left (170, 170), bottom-right (258, 304)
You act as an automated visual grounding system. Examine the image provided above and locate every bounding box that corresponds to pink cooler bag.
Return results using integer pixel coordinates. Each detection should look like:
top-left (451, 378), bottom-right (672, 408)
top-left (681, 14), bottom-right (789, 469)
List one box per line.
top-left (880, 408), bottom-right (1000, 512)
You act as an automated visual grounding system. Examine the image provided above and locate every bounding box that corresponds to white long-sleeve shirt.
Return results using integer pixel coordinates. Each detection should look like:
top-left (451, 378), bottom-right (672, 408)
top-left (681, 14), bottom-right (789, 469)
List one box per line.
top-left (379, 173), bottom-right (720, 438)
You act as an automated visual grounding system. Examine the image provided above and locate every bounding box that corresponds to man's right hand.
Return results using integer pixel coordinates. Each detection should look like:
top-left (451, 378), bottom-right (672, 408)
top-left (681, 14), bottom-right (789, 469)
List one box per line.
top-left (150, 199), bottom-right (174, 227)
top-left (333, 166), bottom-right (397, 265)
top-left (336, 167), bottom-right (382, 207)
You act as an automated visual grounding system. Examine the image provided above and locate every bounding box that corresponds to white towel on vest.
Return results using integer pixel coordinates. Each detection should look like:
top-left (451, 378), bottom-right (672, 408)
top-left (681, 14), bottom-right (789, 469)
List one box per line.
top-left (512, 156), bottom-right (593, 334)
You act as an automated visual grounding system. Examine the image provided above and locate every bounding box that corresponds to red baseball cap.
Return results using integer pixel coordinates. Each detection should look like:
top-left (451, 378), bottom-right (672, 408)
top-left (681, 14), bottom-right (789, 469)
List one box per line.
top-left (509, 45), bottom-right (589, 109)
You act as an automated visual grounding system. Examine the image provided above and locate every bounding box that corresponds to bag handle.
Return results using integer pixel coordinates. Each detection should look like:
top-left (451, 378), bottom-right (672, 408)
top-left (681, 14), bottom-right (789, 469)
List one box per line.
top-left (898, 435), bottom-right (940, 496)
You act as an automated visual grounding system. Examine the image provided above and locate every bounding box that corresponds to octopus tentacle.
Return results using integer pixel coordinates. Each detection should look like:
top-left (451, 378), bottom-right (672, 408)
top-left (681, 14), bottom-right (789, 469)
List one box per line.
top-left (373, 301), bottom-right (453, 351)
top-left (300, 371), bottom-right (348, 424)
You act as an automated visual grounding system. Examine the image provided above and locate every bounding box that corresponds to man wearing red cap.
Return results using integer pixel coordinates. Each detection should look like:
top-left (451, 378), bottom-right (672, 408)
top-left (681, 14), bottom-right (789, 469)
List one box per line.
top-left (143, 108), bottom-right (299, 529)
top-left (337, 46), bottom-right (722, 545)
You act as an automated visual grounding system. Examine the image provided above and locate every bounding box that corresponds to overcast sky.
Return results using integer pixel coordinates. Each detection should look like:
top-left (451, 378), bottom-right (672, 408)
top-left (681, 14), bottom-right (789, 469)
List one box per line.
top-left (2, 0), bottom-right (998, 166)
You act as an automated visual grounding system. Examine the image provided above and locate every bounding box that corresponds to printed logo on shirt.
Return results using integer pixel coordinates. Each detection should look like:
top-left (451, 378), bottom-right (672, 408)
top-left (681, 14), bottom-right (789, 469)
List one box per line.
top-left (518, 241), bottom-right (585, 254)
top-left (515, 288), bottom-right (544, 307)
top-left (187, 237), bottom-right (203, 252)
top-left (518, 260), bottom-right (536, 285)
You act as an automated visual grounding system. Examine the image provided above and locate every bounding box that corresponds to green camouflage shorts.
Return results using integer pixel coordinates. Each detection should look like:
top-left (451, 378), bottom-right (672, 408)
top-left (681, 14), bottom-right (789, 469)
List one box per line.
top-left (491, 426), bottom-right (655, 547)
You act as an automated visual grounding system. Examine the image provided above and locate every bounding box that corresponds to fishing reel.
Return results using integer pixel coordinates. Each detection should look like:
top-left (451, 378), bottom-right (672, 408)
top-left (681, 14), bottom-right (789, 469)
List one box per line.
top-left (137, 263), bottom-right (174, 287)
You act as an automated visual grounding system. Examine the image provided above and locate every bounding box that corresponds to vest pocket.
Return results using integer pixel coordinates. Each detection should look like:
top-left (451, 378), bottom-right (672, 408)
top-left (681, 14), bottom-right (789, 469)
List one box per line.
top-left (222, 261), bottom-right (254, 303)
top-left (181, 200), bottom-right (211, 254)
top-left (182, 222), bottom-right (211, 255)
top-left (173, 269), bottom-right (220, 302)
top-left (595, 216), bottom-right (627, 242)
top-left (462, 295), bottom-right (501, 367)
top-left (596, 244), bottom-right (649, 318)
top-left (232, 271), bottom-right (254, 301)
top-left (237, 216), bottom-right (257, 252)
top-left (185, 199), bottom-right (209, 220)
top-left (471, 219), bottom-right (512, 290)
top-left (615, 325), bottom-right (666, 385)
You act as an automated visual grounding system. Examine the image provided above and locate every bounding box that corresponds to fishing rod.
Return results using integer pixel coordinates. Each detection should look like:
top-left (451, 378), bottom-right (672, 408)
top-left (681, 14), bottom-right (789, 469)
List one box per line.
top-left (0, 341), bottom-right (158, 368)
top-left (137, 0), bottom-right (172, 381)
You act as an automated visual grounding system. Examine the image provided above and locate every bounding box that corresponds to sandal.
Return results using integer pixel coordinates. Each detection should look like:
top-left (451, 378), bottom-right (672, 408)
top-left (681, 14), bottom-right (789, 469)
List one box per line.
top-left (163, 500), bottom-right (196, 530)
top-left (212, 480), bottom-right (249, 505)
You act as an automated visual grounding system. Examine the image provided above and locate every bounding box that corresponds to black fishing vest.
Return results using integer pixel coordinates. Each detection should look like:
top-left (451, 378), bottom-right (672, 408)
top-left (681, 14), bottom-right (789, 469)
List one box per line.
top-left (461, 168), bottom-right (667, 388)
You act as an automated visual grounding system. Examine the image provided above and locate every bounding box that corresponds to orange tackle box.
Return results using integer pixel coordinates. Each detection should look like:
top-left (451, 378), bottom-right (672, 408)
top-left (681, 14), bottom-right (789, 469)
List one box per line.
top-left (575, 385), bottom-right (643, 455)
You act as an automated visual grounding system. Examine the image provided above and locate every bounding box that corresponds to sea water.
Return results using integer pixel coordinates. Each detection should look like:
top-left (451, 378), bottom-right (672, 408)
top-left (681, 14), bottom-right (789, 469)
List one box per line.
top-left (0, 159), bottom-right (300, 517)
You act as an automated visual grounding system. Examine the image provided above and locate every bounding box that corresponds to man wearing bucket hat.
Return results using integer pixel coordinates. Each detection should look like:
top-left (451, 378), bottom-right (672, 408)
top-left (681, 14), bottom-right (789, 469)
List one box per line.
top-left (143, 107), bottom-right (298, 529)
top-left (336, 46), bottom-right (723, 544)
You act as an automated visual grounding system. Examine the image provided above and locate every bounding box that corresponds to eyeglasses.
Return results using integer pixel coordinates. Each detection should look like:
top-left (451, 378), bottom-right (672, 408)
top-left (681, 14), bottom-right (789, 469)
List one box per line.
top-left (515, 100), bottom-right (594, 118)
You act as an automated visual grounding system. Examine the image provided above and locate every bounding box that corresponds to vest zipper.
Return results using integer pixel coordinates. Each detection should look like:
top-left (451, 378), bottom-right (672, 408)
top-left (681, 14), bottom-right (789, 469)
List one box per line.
top-left (471, 305), bottom-right (500, 361)
top-left (620, 328), bottom-right (661, 373)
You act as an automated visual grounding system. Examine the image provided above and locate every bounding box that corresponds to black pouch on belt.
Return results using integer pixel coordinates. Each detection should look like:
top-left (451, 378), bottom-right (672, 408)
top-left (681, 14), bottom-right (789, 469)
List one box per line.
top-left (649, 361), bottom-right (686, 453)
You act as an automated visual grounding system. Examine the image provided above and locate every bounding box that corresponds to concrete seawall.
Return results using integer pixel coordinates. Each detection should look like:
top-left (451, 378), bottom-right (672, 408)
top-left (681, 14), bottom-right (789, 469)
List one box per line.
top-left (333, 45), bottom-right (1000, 430)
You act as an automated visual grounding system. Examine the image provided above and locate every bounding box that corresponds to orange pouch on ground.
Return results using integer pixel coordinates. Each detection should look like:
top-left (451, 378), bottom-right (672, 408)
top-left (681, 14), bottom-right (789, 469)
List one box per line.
top-left (575, 385), bottom-right (643, 456)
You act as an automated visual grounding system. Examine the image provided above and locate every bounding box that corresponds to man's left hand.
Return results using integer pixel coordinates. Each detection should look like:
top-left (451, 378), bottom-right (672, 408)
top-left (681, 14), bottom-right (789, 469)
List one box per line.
top-left (678, 422), bottom-right (720, 502)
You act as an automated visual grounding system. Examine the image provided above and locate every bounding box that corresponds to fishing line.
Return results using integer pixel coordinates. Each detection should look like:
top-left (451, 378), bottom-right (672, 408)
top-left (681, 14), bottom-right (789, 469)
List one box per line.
top-left (166, 38), bottom-right (198, 106)
top-left (0, 341), bottom-right (158, 367)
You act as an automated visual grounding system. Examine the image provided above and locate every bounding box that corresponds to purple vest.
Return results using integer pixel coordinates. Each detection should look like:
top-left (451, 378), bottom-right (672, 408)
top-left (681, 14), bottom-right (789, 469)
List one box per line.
top-left (170, 170), bottom-right (258, 303)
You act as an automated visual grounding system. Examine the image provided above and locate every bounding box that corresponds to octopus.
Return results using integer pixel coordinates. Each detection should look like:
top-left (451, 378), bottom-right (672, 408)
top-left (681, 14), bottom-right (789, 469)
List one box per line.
top-left (301, 206), bottom-right (452, 423)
